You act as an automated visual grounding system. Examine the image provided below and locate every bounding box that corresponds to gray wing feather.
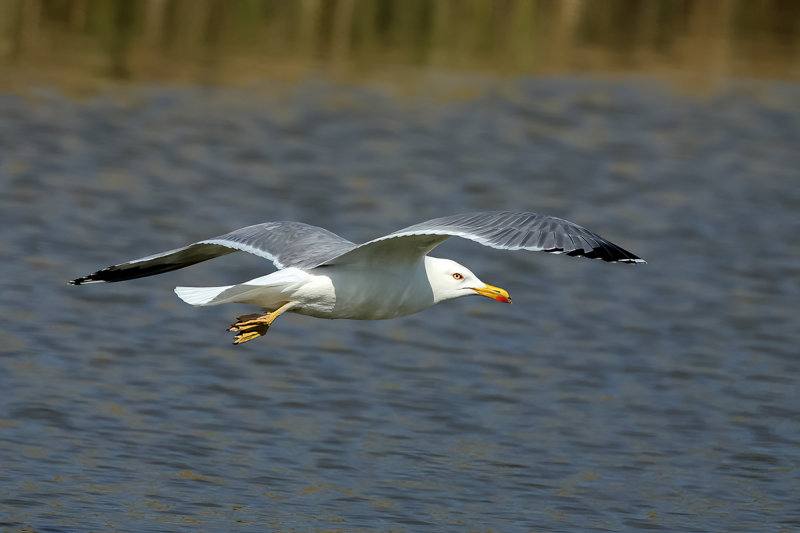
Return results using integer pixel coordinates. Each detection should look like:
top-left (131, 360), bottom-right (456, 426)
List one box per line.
top-left (69, 221), bottom-right (356, 284)
top-left (325, 211), bottom-right (644, 265)
top-left (200, 222), bottom-right (356, 269)
top-left (69, 211), bottom-right (643, 284)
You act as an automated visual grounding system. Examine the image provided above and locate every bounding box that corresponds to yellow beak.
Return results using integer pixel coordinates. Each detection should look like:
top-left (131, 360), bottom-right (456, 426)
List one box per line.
top-left (471, 283), bottom-right (512, 303)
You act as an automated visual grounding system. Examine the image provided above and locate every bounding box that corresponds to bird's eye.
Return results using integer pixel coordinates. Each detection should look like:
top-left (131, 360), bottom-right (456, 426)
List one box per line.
top-left (452, 273), bottom-right (464, 280)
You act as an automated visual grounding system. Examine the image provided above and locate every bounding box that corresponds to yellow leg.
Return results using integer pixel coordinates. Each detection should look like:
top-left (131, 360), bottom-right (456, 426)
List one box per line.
top-left (227, 302), bottom-right (294, 345)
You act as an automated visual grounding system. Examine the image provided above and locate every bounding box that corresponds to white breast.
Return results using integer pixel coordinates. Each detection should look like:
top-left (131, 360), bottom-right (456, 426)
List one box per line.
top-left (301, 261), bottom-right (435, 320)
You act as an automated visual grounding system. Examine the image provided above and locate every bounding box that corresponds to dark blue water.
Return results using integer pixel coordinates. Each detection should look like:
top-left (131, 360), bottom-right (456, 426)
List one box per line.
top-left (1, 79), bottom-right (798, 532)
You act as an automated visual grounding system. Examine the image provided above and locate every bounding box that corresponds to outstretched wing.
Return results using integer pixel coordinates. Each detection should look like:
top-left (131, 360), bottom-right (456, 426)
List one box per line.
top-left (324, 211), bottom-right (645, 266)
top-left (69, 221), bottom-right (357, 284)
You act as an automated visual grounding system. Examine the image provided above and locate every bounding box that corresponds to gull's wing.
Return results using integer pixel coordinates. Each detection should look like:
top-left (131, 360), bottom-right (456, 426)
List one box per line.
top-left (323, 211), bottom-right (645, 266)
top-left (69, 222), bottom-right (356, 284)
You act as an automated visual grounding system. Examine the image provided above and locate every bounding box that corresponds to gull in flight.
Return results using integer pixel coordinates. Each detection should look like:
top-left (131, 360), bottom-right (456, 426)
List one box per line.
top-left (70, 211), bottom-right (645, 344)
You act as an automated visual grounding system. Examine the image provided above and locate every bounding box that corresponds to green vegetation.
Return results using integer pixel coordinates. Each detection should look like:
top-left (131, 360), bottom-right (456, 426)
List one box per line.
top-left (1, 0), bottom-right (798, 92)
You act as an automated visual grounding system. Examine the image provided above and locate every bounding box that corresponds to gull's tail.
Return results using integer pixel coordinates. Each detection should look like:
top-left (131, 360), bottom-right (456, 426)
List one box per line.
top-left (174, 284), bottom-right (274, 306)
top-left (175, 285), bottom-right (234, 306)
top-left (175, 268), bottom-right (311, 307)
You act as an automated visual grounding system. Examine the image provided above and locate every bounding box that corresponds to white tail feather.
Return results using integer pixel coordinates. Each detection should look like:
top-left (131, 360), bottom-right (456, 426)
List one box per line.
top-left (175, 268), bottom-right (311, 308)
top-left (174, 282), bottom-right (291, 307)
top-left (174, 285), bottom-right (235, 306)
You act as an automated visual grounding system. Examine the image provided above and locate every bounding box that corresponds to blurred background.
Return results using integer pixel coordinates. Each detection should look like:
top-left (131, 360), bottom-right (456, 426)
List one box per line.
top-left (1, 1), bottom-right (799, 532)
top-left (1, 0), bottom-right (799, 91)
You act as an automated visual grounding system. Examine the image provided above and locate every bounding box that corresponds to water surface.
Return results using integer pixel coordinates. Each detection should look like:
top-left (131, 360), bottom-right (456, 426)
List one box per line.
top-left (1, 79), bottom-right (798, 531)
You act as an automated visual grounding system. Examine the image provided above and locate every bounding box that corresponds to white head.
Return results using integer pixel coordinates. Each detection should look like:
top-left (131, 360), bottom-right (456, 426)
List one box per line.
top-left (424, 256), bottom-right (511, 304)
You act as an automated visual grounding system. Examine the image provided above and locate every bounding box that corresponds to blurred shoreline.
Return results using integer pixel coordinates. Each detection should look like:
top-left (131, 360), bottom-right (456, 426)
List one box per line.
top-left (1, 0), bottom-right (798, 96)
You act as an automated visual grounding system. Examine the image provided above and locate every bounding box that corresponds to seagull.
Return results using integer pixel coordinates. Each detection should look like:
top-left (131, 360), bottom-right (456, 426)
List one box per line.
top-left (70, 211), bottom-right (645, 344)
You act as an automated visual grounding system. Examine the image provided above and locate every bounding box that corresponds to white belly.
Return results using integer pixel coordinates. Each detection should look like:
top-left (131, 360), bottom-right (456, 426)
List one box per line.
top-left (295, 263), bottom-right (435, 320)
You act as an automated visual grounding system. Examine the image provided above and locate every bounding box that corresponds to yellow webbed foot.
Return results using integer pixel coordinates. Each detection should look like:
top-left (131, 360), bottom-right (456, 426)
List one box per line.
top-left (228, 314), bottom-right (273, 344)
top-left (231, 326), bottom-right (269, 344)
top-left (226, 303), bottom-right (294, 345)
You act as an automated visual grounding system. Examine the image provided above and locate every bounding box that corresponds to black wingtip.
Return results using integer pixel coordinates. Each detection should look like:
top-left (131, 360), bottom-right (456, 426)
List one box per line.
top-left (611, 249), bottom-right (646, 264)
top-left (564, 243), bottom-right (645, 264)
top-left (68, 273), bottom-right (107, 285)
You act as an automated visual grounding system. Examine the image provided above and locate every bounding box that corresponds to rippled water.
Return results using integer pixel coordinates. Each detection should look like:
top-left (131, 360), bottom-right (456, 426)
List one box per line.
top-left (1, 79), bottom-right (799, 532)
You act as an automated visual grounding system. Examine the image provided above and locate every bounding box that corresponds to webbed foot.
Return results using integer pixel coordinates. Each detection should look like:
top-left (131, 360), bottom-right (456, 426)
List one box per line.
top-left (228, 315), bottom-right (270, 344)
top-left (226, 303), bottom-right (294, 345)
